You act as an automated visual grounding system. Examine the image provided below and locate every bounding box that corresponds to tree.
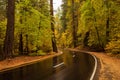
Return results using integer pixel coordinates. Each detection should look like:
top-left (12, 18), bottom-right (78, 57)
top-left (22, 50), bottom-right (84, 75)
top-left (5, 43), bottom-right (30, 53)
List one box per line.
top-left (61, 0), bottom-right (81, 48)
top-left (72, 0), bottom-right (80, 48)
top-left (0, 0), bottom-right (53, 59)
top-left (105, 0), bottom-right (120, 54)
top-left (72, 0), bottom-right (77, 48)
top-left (15, 0), bottom-right (52, 54)
top-left (0, 0), bottom-right (6, 59)
top-left (3, 0), bottom-right (15, 58)
top-left (50, 0), bottom-right (58, 52)
top-left (61, 0), bottom-right (67, 32)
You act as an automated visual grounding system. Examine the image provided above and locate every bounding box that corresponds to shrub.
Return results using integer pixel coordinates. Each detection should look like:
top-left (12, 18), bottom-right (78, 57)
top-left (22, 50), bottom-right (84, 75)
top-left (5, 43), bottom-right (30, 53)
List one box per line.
top-left (105, 40), bottom-right (120, 54)
top-left (29, 50), bottom-right (46, 56)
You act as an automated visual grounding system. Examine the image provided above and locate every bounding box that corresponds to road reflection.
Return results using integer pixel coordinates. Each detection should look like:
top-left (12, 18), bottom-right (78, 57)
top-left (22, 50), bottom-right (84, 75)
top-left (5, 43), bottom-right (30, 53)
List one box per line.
top-left (0, 50), bottom-right (95, 80)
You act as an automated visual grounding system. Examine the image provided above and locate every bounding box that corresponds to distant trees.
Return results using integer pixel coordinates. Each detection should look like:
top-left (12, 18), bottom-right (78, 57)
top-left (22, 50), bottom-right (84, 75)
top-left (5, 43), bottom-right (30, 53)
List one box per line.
top-left (15, 0), bottom-right (52, 54)
top-left (60, 0), bottom-right (81, 48)
top-left (0, 0), bottom-right (120, 60)
top-left (0, 0), bottom-right (59, 60)
top-left (61, 0), bottom-right (120, 53)
top-left (105, 0), bottom-right (120, 53)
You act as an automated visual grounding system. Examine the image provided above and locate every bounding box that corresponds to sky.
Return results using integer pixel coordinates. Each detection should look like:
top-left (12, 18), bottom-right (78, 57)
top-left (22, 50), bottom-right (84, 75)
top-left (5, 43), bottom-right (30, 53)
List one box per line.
top-left (53, 0), bottom-right (62, 11)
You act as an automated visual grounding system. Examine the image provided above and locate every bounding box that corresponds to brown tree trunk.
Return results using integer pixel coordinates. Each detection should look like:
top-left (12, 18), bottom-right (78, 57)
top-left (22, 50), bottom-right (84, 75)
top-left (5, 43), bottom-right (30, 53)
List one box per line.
top-left (72, 0), bottom-right (77, 48)
top-left (19, 16), bottom-right (24, 55)
top-left (0, 46), bottom-right (3, 60)
top-left (106, 17), bottom-right (109, 43)
top-left (105, 0), bottom-right (110, 44)
top-left (50, 0), bottom-right (58, 52)
top-left (83, 31), bottom-right (90, 46)
top-left (3, 0), bottom-right (15, 58)
top-left (25, 34), bottom-right (29, 55)
top-left (19, 33), bottom-right (23, 55)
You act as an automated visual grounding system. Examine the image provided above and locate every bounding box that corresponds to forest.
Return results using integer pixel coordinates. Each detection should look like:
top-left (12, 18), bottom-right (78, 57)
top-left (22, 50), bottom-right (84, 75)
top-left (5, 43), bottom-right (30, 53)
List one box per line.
top-left (0, 0), bottom-right (120, 60)
top-left (61, 0), bottom-right (120, 52)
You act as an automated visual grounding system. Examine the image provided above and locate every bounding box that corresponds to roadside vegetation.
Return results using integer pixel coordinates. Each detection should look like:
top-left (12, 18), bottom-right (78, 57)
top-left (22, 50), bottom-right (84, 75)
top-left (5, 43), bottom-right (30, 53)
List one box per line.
top-left (60, 0), bottom-right (120, 55)
top-left (0, 0), bottom-right (120, 60)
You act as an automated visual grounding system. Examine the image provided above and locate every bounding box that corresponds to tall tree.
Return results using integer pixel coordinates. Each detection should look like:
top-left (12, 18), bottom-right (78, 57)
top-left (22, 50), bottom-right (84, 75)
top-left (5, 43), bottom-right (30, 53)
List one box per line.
top-left (3, 0), bottom-right (15, 58)
top-left (61, 0), bottom-right (67, 32)
top-left (71, 0), bottom-right (79, 48)
top-left (72, 0), bottom-right (76, 47)
top-left (104, 0), bottom-right (110, 43)
top-left (50, 0), bottom-right (58, 52)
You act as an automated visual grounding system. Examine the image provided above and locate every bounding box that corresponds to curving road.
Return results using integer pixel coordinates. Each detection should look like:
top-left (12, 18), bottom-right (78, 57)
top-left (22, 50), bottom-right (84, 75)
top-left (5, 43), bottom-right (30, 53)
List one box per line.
top-left (0, 50), bottom-right (96, 80)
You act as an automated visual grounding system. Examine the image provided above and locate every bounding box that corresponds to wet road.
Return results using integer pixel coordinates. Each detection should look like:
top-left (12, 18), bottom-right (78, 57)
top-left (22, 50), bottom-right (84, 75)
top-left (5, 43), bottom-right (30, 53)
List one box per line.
top-left (0, 50), bottom-right (95, 80)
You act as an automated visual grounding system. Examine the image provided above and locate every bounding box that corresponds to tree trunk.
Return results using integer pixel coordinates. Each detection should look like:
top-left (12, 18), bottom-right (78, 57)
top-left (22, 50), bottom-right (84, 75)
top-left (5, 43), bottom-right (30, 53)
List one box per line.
top-left (83, 31), bottom-right (90, 46)
top-left (50, 0), bottom-right (58, 52)
top-left (72, 0), bottom-right (77, 48)
top-left (105, 0), bottom-right (110, 44)
top-left (92, 6), bottom-right (104, 48)
top-left (25, 34), bottom-right (29, 55)
top-left (19, 33), bottom-right (23, 55)
top-left (0, 45), bottom-right (3, 60)
top-left (3, 0), bottom-right (15, 58)
top-left (106, 17), bottom-right (109, 43)
top-left (19, 16), bottom-right (24, 55)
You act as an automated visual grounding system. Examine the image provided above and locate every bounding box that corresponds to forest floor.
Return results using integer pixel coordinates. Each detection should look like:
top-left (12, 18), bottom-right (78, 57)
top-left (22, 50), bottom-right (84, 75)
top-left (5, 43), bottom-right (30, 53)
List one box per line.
top-left (69, 48), bottom-right (120, 80)
top-left (0, 52), bottom-right (62, 72)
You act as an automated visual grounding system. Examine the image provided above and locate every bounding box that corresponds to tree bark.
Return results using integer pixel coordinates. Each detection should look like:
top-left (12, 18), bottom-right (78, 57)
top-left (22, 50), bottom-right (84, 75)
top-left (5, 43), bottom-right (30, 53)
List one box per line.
top-left (50, 0), bottom-right (58, 52)
top-left (3, 0), bottom-right (15, 58)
